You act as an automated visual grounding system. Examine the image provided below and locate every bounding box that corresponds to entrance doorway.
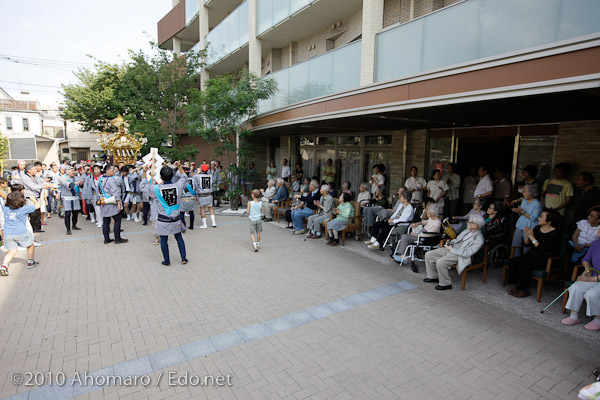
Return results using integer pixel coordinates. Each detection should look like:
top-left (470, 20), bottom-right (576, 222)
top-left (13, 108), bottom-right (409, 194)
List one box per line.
top-left (456, 136), bottom-right (515, 178)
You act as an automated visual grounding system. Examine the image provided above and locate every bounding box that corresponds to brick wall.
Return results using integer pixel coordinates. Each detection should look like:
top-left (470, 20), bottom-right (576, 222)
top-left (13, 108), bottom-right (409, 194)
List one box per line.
top-left (389, 129), bottom-right (406, 193)
top-left (271, 48), bottom-right (282, 73)
top-left (383, 0), bottom-right (401, 27)
top-left (245, 135), bottom-right (270, 185)
top-left (295, 5), bottom-right (363, 64)
top-left (405, 129), bottom-right (428, 181)
top-left (443, 0), bottom-right (462, 6)
top-left (555, 121), bottom-right (600, 181)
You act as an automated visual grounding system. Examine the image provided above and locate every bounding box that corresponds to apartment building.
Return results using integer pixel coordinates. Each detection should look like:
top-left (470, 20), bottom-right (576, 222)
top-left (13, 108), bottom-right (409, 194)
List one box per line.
top-left (158, 0), bottom-right (600, 192)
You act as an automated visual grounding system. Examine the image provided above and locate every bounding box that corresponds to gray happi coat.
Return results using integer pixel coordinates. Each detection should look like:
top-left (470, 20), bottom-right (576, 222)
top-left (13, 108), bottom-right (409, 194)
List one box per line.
top-left (140, 174), bottom-right (188, 236)
top-left (59, 175), bottom-right (82, 211)
top-left (179, 175), bottom-right (197, 212)
top-left (81, 173), bottom-right (94, 201)
top-left (98, 175), bottom-right (121, 217)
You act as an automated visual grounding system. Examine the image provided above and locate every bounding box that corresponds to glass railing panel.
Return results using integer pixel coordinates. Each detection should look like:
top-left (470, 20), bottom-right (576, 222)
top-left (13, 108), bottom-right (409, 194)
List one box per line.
top-left (479, 0), bottom-right (558, 59)
top-left (186, 0), bottom-right (200, 26)
top-left (376, 18), bottom-right (423, 83)
top-left (331, 40), bottom-right (361, 94)
top-left (205, 0), bottom-right (249, 66)
top-left (308, 52), bottom-right (333, 98)
top-left (556, 0), bottom-right (600, 41)
top-left (375, 0), bottom-right (600, 83)
top-left (272, 0), bottom-right (290, 28)
top-left (257, 41), bottom-right (361, 115)
top-left (258, 0), bottom-right (273, 35)
top-left (290, 0), bottom-right (310, 15)
top-left (287, 61), bottom-right (309, 105)
top-left (257, 0), bottom-right (316, 35)
top-left (422, 0), bottom-right (479, 72)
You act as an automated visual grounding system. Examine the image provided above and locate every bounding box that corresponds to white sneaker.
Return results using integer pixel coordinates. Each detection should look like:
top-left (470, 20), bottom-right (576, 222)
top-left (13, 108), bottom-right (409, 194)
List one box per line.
top-left (253, 242), bottom-right (258, 252)
top-left (34, 242), bottom-right (42, 247)
top-left (199, 225), bottom-right (208, 229)
top-left (0, 245), bottom-right (7, 252)
top-left (126, 215), bottom-right (131, 221)
top-left (91, 216), bottom-right (96, 223)
top-left (185, 212), bottom-right (190, 217)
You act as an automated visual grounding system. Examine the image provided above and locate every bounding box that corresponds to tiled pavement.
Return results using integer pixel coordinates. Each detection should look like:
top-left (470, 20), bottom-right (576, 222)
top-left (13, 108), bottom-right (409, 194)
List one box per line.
top-left (0, 212), bottom-right (598, 399)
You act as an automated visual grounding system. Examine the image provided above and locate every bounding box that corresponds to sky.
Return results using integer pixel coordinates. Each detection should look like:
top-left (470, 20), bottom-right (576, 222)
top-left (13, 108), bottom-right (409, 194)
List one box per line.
top-left (0, 0), bottom-right (172, 110)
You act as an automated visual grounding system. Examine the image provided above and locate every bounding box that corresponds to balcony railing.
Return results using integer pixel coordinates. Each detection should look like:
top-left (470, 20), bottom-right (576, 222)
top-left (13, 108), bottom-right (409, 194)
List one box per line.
top-left (257, 40), bottom-right (361, 114)
top-left (185, 0), bottom-right (200, 26)
top-left (257, 0), bottom-right (317, 36)
top-left (205, 0), bottom-right (249, 66)
top-left (376, 0), bottom-right (600, 83)
top-left (157, 1), bottom-right (186, 46)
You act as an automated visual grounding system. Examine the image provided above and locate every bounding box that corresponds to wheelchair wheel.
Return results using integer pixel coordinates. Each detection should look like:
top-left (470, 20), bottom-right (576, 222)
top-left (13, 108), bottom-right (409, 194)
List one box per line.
top-left (489, 243), bottom-right (508, 269)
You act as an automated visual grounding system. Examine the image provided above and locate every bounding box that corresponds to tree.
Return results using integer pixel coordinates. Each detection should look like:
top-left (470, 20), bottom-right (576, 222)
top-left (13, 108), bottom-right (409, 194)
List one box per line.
top-left (61, 43), bottom-right (206, 160)
top-left (187, 71), bottom-right (277, 166)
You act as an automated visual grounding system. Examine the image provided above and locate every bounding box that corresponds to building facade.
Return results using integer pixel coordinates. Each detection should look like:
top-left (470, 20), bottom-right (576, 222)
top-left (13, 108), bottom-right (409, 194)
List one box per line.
top-left (158, 0), bottom-right (600, 193)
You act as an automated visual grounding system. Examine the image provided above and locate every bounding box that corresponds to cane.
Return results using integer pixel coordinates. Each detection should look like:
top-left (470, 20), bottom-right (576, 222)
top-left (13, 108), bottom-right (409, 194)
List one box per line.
top-left (540, 287), bottom-right (570, 313)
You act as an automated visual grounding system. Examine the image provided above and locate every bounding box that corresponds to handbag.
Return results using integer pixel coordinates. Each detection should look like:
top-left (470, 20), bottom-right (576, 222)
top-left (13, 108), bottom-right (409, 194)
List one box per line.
top-left (442, 218), bottom-right (457, 239)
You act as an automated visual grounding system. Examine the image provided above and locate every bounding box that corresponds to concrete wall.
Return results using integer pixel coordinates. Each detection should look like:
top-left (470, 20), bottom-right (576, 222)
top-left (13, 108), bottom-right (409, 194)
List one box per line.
top-left (405, 129), bottom-right (428, 181)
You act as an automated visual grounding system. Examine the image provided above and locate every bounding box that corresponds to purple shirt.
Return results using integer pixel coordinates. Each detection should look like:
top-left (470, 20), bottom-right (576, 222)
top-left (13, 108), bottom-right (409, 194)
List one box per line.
top-left (583, 240), bottom-right (600, 277)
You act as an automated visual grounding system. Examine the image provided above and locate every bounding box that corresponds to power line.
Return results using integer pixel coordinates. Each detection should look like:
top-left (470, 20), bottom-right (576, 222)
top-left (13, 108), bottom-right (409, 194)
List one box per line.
top-left (0, 80), bottom-right (62, 88)
top-left (0, 54), bottom-right (94, 67)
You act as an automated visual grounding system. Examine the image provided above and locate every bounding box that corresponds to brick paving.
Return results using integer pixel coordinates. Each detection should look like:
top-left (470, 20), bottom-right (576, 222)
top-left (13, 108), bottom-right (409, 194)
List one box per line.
top-left (0, 213), bottom-right (597, 399)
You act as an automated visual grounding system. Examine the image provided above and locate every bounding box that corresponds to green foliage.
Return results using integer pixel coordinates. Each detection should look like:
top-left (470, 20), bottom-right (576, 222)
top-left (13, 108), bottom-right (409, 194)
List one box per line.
top-left (0, 133), bottom-right (9, 169)
top-left (187, 71), bottom-right (277, 166)
top-left (61, 43), bottom-right (206, 160)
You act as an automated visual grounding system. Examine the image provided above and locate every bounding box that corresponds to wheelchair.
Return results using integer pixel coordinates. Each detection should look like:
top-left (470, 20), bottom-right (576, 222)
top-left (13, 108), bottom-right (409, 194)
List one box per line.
top-left (391, 226), bottom-right (446, 272)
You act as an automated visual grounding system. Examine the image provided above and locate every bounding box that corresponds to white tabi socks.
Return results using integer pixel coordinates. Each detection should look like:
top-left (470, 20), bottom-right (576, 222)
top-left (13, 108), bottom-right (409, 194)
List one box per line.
top-left (210, 215), bottom-right (216, 227)
top-left (199, 217), bottom-right (208, 229)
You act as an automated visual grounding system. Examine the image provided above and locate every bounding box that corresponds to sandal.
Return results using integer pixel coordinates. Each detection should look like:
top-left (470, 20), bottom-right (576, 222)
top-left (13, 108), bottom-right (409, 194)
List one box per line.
top-left (153, 238), bottom-right (160, 245)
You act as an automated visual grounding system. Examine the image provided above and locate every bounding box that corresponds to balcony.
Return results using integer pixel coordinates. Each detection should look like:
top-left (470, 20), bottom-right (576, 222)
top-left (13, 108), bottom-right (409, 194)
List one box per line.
top-left (205, 0), bottom-right (249, 68)
top-left (375, 0), bottom-right (600, 83)
top-left (158, 2), bottom-right (185, 48)
top-left (158, 0), bottom-right (200, 52)
top-left (257, 0), bottom-right (362, 49)
top-left (257, 40), bottom-right (361, 114)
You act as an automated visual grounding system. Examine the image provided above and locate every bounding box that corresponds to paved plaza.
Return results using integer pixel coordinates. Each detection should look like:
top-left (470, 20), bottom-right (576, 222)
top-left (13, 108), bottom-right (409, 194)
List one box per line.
top-left (0, 213), bottom-right (598, 400)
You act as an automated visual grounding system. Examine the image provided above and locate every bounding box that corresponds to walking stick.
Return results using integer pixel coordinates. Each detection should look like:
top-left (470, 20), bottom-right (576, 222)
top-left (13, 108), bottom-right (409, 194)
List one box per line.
top-left (540, 287), bottom-right (570, 313)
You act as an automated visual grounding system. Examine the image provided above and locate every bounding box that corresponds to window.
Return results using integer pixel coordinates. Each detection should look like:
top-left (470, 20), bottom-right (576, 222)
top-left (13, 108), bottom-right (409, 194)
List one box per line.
top-left (5, 117), bottom-right (12, 130)
top-left (365, 135), bottom-right (392, 145)
top-left (22, 118), bottom-right (29, 131)
top-left (9, 138), bottom-right (36, 159)
top-left (338, 136), bottom-right (361, 145)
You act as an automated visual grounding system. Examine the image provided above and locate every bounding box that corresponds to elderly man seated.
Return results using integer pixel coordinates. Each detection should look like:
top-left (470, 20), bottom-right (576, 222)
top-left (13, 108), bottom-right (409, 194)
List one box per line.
top-left (263, 178), bottom-right (288, 222)
top-left (423, 214), bottom-right (485, 290)
top-left (364, 187), bottom-right (405, 227)
top-left (306, 184), bottom-right (334, 239)
top-left (291, 180), bottom-right (321, 235)
top-left (366, 190), bottom-right (414, 249)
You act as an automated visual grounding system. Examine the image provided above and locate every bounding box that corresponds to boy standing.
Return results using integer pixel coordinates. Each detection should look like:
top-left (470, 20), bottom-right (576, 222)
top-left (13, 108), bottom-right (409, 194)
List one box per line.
top-left (247, 189), bottom-right (264, 252)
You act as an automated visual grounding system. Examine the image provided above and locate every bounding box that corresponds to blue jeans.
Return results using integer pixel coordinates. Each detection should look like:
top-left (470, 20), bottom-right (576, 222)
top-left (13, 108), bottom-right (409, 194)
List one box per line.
top-left (292, 208), bottom-right (314, 230)
top-left (511, 228), bottom-right (529, 257)
top-left (160, 233), bottom-right (186, 263)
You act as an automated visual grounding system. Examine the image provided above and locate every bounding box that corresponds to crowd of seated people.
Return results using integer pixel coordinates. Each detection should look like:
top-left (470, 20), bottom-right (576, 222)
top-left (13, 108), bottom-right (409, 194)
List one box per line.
top-left (260, 160), bottom-right (600, 325)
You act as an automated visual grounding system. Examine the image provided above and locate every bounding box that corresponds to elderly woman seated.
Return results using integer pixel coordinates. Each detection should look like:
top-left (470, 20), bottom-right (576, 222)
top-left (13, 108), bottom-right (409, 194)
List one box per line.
top-left (356, 182), bottom-right (371, 210)
top-left (450, 198), bottom-right (486, 234)
top-left (571, 207), bottom-right (600, 263)
top-left (483, 201), bottom-right (503, 236)
top-left (260, 179), bottom-right (277, 203)
top-left (306, 184), bottom-right (334, 239)
top-left (394, 205), bottom-right (442, 264)
top-left (506, 209), bottom-right (561, 298)
top-left (326, 192), bottom-right (354, 246)
top-left (562, 227), bottom-right (600, 331)
top-left (424, 214), bottom-right (486, 290)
